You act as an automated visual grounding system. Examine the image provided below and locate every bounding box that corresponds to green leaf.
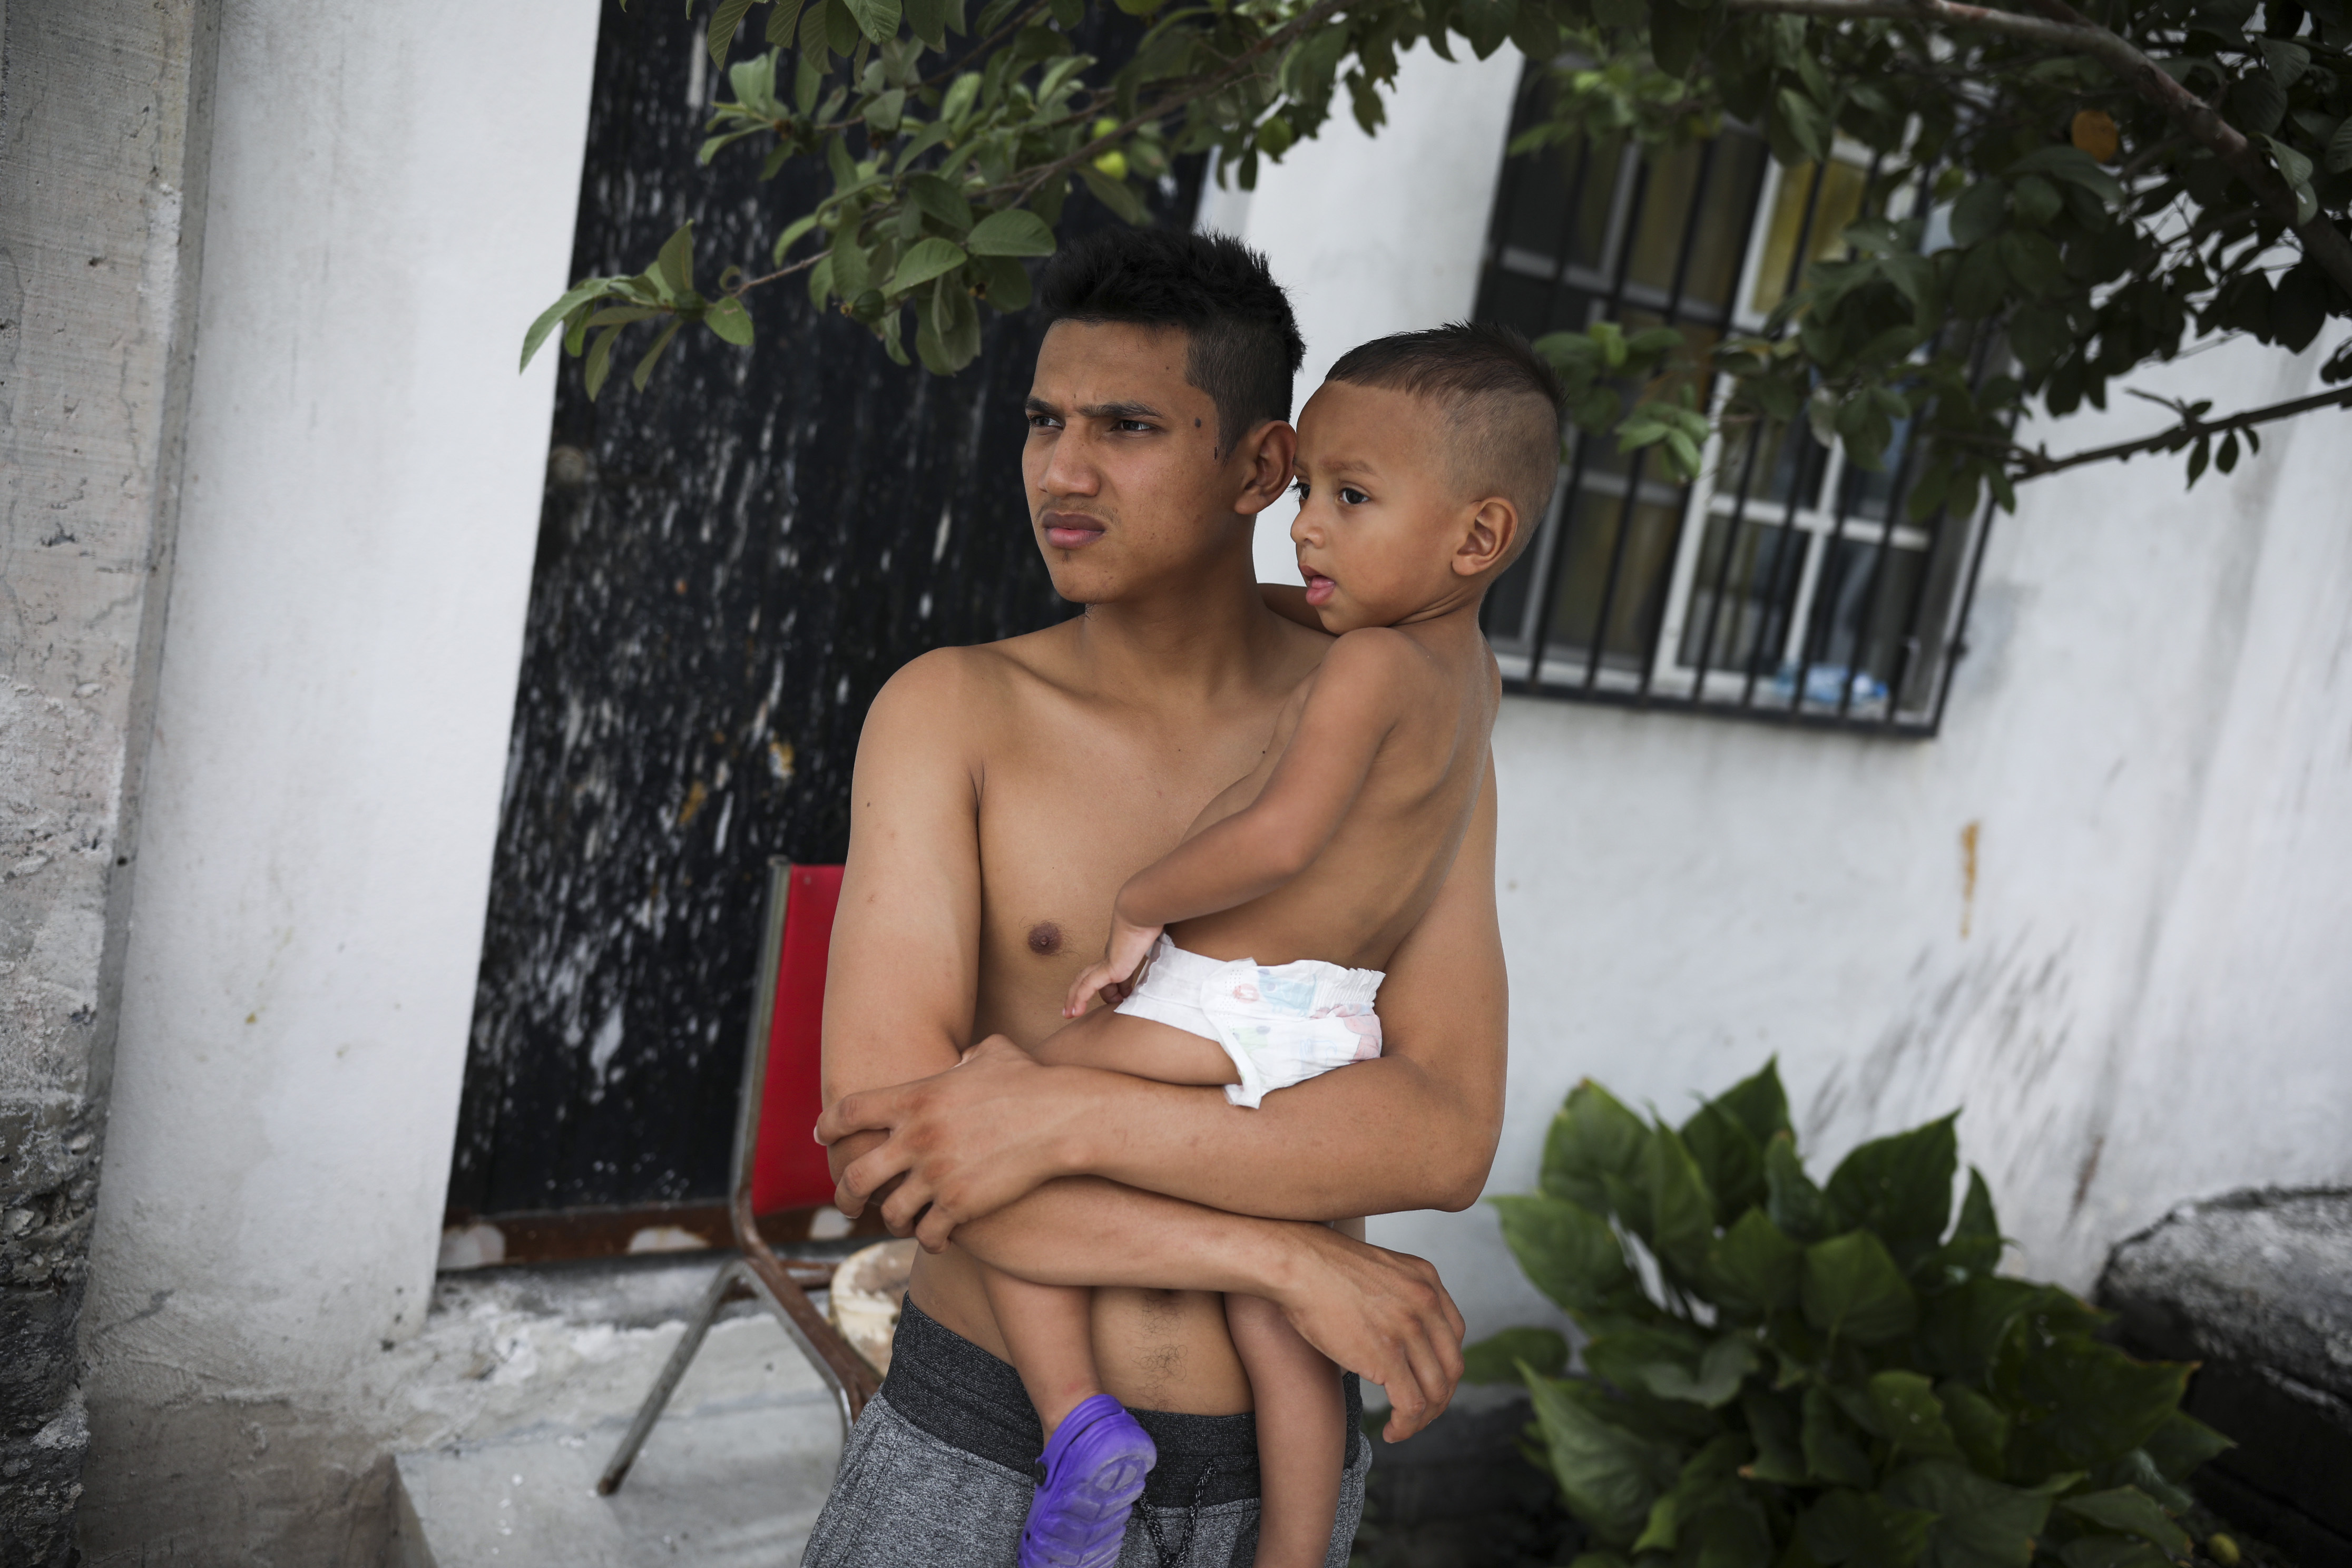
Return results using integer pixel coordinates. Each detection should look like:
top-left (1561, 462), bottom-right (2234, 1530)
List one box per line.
top-left (1741, 1387), bottom-right (1807, 1484)
top-left (973, 252), bottom-right (1032, 312)
top-left (1649, 1335), bottom-right (1759, 1407)
top-left (1941, 1166), bottom-right (2004, 1277)
top-left (1938, 1378), bottom-right (2011, 1474)
top-left (1995, 1320), bottom-right (2186, 1471)
top-left (522, 279), bottom-right (619, 371)
top-left (1802, 1385), bottom-right (1876, 1487)
top-left (838, 0), bottom-right (901, 42)
top-left (1867, 1370), bottom-right (1962, 1462)
top-left (1775, 88), bottom-right (1830, 163)
top-left (1883, 1459), bottom-right (2059, 1568)
top-left (888, 236), bottom-right (968, 291)
top-left (2141, 1409), bottom-right (2232, 1480)
top-left (1824, 1113), bottom-right (1957, 1270)
top-left (630, 316), bottom-right (685, 391)
top-left (1918, 1274), bottom-right (2040, 1379)
top-left (1765, 1132), bottom-right (1835, 1242)
top-left (2059, 1488), bottom-right (2192, 1556)
top-left (1712, 1059), bottom-right (1792, 1146)
top-left (769, 0), bottom-right (809, 45)
top-left (1490, 1194), bottom-right (1633, 1315)
top-left (2006, 146), bottom-right (2122, 205)
top-left (1462, 1326), bottom-right (1570, 1383)
top-left (2262, 135), bottom-right (2318, 225)
top-left (1454, 0), bottom-right (1517, 58)
top-left (1996, 230), bottom-right (2067, 297)
top-left (905, 0), bottom-right (948, 48)
top-left (2328, 115), bottom-right (2352, 176)
top-left (708, 0), bottom-right (758, 63)
top-left (966, 208), bottom-right (1056, 256)
top-left (1709, 1207), bottom-right (1803, 1315)
top-left (702, 295), bottom-right (754, 345)
top-left (2233, 72), bottom-right (2287, 137)
top-left (2259, 36), bottom-right (2311, 87)
top-left (1802, 1230), bottom-right (1918, 1344)
top-left (907, 174), bottom-right (975, 234)
top-left (584, 322), bottom-right (624, 399)
top-left (655, 220), bottom-right (697, 298)
top-left (801, 0), bottom-right (836, 61)
top-left (2010, 174), bottom-right (2062, 229)
top-left (1078, 163), bottom-right (1148, 223)
top-left (1949, 181), bottom-right (2008, 247)
top-left (1527, 1373), bottom-right (1680, 1546)
top-left (1798, 1488), bottom-right (1935, 1568)
top-left (1544, 1081), bottom-right (1652, 1214)
top-left (1642, 1125), bottom-right (1716, 1276)
top-left (1682, 1102), bottom-right (1765, 1226)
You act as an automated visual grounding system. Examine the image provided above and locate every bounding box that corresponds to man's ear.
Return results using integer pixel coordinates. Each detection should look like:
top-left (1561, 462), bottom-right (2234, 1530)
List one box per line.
top-left (1231, 420), bottom-right (1299, 517)
top-left (1453, 498), bottom-right (1520, 576)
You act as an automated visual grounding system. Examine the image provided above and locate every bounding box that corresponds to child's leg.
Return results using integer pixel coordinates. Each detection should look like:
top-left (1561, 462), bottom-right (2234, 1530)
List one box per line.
top-left (978, 1263), bottom-right (1104, 1436)
top-left (1226, 1292), bottom-right (1348, 1568)
top-left (1032, 1004), bottom-right (1238, 1086)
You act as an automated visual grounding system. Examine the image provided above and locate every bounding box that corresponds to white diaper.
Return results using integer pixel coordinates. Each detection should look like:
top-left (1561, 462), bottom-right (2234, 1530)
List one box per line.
top-left (1114, 936), bottom-right (1384, 1108)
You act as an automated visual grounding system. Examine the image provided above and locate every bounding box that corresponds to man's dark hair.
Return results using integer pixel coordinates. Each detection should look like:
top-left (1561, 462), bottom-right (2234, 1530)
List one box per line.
top-left (1325, 321), bottom-right (1565, 561)
top-left (1037, 228), bottom-right (1305, 456)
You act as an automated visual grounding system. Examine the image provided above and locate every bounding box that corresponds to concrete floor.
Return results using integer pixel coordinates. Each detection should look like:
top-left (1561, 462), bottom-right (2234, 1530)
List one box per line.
top-left (385, 1256), bottom-right (849, 1567)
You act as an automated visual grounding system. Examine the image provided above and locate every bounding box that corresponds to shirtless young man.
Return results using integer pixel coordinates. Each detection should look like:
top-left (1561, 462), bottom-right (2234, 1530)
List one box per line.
top-left (801, 230), bottom-right (1510, 1567)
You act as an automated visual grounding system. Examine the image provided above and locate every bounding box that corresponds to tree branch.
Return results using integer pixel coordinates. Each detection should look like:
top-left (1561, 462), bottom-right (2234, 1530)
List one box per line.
top-left (1003, 0), bottom-right (1355, 205)
top-left (1722, 0), bottom-right (2352, 300)
top-left (2006, 381), bottom-right (2352, 475)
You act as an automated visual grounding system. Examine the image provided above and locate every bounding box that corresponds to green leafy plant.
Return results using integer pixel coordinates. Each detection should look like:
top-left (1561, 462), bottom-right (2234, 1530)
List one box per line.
top-left (1465, 1061), bottom-right (2236, 1568)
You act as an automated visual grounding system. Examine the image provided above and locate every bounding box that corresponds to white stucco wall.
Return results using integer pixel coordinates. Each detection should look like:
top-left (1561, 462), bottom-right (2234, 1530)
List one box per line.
top-left (1222, 50), bottom-right (2352, 1343)
top-left (77, 2), bottom-right (601, 1556)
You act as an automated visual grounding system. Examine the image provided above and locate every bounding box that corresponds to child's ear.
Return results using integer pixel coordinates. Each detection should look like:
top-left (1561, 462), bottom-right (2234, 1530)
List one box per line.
top-left (1453, 498), bottom-right (1518, 577)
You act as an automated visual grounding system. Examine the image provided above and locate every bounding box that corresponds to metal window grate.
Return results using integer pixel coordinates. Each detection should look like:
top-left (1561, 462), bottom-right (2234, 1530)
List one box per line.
top-left (1474, 67), bottom-right (1994, 737)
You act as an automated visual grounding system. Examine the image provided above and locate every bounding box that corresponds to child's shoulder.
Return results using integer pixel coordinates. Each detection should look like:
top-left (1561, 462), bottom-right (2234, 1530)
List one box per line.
top-left (1311, 625), bottom-right (1460, 705)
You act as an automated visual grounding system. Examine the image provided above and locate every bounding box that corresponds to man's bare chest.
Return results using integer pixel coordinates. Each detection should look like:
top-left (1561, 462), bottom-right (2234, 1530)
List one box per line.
top-left (969, 725), bottom-right (1266, 1041)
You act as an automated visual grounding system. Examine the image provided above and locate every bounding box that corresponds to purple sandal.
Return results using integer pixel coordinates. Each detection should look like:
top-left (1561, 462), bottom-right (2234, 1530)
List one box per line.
top-left (1016, 1394), bottom-right (1158, 1568)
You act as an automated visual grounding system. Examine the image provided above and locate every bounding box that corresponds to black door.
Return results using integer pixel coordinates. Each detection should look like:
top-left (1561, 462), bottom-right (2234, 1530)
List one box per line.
top-left (449, 0), bottom-right (1201, 1220)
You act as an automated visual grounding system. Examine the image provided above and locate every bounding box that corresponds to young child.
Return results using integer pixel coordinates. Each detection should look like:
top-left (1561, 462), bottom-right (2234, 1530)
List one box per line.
top-left (989, 322), bottom-right (1563, 1568)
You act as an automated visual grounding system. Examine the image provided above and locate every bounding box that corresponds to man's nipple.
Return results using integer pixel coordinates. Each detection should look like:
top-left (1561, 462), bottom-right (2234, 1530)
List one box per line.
top-left (1026, 922), bottom-right (1063, 956)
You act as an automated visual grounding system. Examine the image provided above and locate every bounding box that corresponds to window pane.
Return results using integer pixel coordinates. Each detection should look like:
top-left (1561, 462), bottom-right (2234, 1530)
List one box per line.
top-left (1750, 159), bottom-right (1868, 316)
top-left (1719, 419), bottom-right (1828, 512)
top-left (1625, 142), bottom-right (1709, 297)
top-left (1500, 136), bottom-right (1585, 267)
top-left (1679, 512), bottom-right (1803, 674)
top-left (1547, 493), bottom-right (1685, 669)
top-left (1680, 132), bottom-right (1768, 315)
top-left (1796, 536), bottom-right (1927, 707)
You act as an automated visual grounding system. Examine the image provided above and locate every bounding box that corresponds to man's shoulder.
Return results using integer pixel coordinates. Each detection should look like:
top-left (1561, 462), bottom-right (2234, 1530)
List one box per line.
top-left (867, 627), bottom-right (1080, 736)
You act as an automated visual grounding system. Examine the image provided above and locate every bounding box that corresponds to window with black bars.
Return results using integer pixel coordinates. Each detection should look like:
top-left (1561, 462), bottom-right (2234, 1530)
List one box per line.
top-left (1475, 68), bottom-right (1994, 735)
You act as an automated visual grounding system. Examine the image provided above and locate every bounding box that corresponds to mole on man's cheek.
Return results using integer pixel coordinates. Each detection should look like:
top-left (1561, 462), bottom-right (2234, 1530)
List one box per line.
top-left (1027, 922), bottom-right (1063, 956)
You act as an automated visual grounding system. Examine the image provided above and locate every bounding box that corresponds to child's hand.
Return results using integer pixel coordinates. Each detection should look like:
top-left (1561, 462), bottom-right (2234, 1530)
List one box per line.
top-left (1061, 917), bottom-right (1162, 1018)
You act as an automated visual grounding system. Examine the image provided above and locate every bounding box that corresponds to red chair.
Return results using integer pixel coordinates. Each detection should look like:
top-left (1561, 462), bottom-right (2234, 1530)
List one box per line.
top-left (597, 859), bottom-right (881, 1495)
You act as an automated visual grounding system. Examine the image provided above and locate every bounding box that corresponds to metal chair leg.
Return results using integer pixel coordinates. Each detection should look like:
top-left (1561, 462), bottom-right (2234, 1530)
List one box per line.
top-left (596, 1258), bottom-right (742, 1496)
top-left (741, 1261), bottom-right (858, 1447)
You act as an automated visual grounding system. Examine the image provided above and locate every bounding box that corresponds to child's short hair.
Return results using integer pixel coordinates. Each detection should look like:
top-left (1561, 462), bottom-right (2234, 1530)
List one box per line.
top-left (1324, 322), bottom-right (1563, 566)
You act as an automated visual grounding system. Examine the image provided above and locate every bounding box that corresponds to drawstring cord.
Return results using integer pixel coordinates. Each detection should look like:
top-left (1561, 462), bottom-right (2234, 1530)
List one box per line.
top-left (1139, 1456), bottom-right (1222, 1568)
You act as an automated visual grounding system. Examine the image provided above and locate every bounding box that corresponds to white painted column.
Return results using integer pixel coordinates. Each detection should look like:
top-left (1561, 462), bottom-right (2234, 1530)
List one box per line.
top-left (79, 2), bottom-right (601, 1554)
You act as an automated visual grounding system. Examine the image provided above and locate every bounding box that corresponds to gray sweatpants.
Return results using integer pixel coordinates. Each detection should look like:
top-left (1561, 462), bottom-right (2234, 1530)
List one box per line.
top-left (800, 1299), bottom-right (1369, 1568)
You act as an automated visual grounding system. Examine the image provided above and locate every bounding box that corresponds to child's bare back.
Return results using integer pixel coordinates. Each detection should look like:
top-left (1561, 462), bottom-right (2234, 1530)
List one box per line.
top-left (1038, 619), bottom-right (1498, 1091)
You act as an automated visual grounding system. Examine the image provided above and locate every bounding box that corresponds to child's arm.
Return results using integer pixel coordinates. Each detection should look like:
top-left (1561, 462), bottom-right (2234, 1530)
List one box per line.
top-left (1064, 630), bottom-right (1415, 1015)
